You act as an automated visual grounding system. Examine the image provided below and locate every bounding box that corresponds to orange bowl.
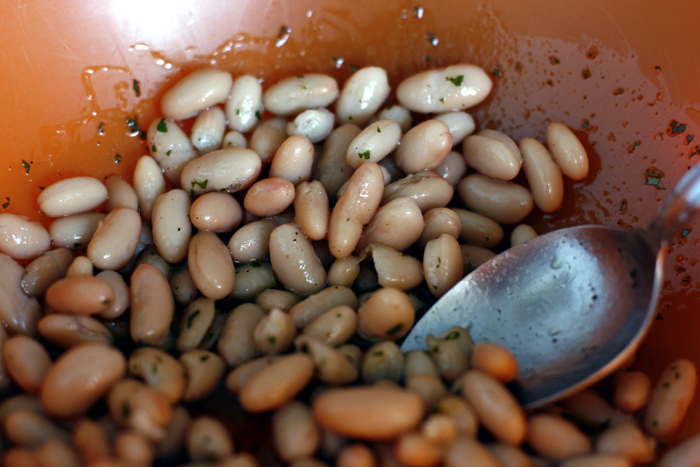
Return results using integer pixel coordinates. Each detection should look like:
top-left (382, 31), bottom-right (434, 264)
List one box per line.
top-left (2, 0), bottom-right (699, 439)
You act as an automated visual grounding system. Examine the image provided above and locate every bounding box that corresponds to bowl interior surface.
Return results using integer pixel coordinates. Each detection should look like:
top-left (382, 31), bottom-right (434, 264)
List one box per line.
top-left (2, 0), bottom-right (700, 439)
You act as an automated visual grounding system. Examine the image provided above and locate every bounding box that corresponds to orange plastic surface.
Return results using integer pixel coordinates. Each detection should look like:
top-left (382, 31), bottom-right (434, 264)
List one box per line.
top-left (2, 0), bottom-right (700, 438)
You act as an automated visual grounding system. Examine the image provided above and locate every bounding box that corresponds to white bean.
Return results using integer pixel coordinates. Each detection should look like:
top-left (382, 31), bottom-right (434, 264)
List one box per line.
top-left (244, 178), bottom-right (296, 217)
top-left (313, 124), bottom-right (360, 202)
top-left (3, 335), bottom-right (51, 393)
top-left (382, 171), bottom-right (454, 213)
top-left (596, 421), bottom-right (655, 464)
top-left (0, 213), bottom-right (50, 260)
top-left (336, 67), bottom-right (390, 126)
top-left (527, 414), bottom-right (591, 461)
top-left (257, 289), bottom-right (302, 312)
top-left (3, 409), bottom-right (68, 448)
top-left (228, 219), bottom-right (277, 262)
top-left (295, 335), bottom-right (358, 385)
top-left (357, 287), bottom-right (414, 341)
top-left (424, 234), bottom-right (464, 298)
top-left (105, 175), bottom-right (138, 213)
top-left (346, 120), bottom-right (401, 169)
top-left (147, 118), bottom-right (199, 186)
top-left (511, 224), bottom-right (537, 246)
top-left (133, 156), bottom-right (167, 223)
top-left (657, 433), bottom-right (700, 467)
top-left (45, 275), bottom-right (115, 315)
top-left (355, 197), bottom-right (424, 253)
top-left (472, 342), bottom-right (518, 383)
top-left (561, 390), bottom-right (632, 428)
top-left (273, 401), bottom-right (321, 462)
top-left (187, 416), bottom-right (234, 461)
top-left (477, 129), bottom-right (521, 162)
top-left (290, 285), bottom-right (358, 329)
top-left (270, 224), bottom-right (327, 295)
top-left (461, 244), bottom-right (496, 273)
top-left (612, 370), bottom-right (650, 413)
top-left (49, 212), bottom-right (105, 250)
top-left (38, 177), bottom-right (107, 218)
top-left (453, 208), bottom-right (504, 248)
top-left (394, 120), bottom-right (452, 174)
top-left (405, 350), bottom-right (440, 378)
top-left (65, 254), bottom-right (95, 277)
top-left (171, 266), bottom-right (198, 306)
top-left (181, 350), bottom-right (226, 402)
top-left (240, 354), bottom-right (315, 413)
top-left (362, 340), bottom-right (404, 383)
top-left (519, 137), bottom-right (564, 213)
top-left (546, 122), bottom-right (589, 180)
top-left (417, 208), bottom-right (462, 249)
top-left (360, 243), bottom-right (424, 291)
top-left (294, 181), bottom-right (330, 241)
top-left (328, 256), bottom-right (361, 288)
top-left (271, 135), bottom-right (315, 185)
top-left (88, 207), bottom-right (142, 270)
top-left (177, 297), bottom-right (216, 353)
top-left (226, 74), bottom-right (264, 133)
top-left (115, 430), bottom-right (156, 466)
top-left (21, 248), bottom-right (74, 297)
top-left (250, 116), bottom-right (290, 164)
top-left (181, 147), bottom-right (262, 196)
top-left (303, 305), bottom-right (357, 346)
top-left (378, 105), bottom-right (412, 133)
top-left (128, 347), bottom-right (187, 404)
top-left (150, 190), bottom-right (192, 264)
top-left (462, 135), bottom-right (520, 181)
top-left (230, 261), bottom-right (277, 301)
top-left (135, 245), bottom-right (172, 280)
top-left (643, 358), bottom-right (697, 439)
top-left (288, 108), bottom-right (335, 143)
top-left (435, 111), bottom-right (476, 146)
top-left (218, 303), bottom-right (265, 367)
top-left (161, 68), bottom-right (233, 119)
top-left (396, 64), bottom-right (492, 113)
top-left (223, 130), bottom-right (249, 148)
top-left (190, 106), bottom-right (226, 154)
top-left (38, 314), bottom-right (113, 348)
top-left (130, 263), bottom-right (174, 346)
top-left (190, 192), bottom-right (242, 233)
top-left (188, 231), bottom-right (236, 300)
top-left (225, 356), bottom-right (278, 396)
top-left (443, 437), bottom-right (503, 467)
top-left (264, 74), bottom-right (339, 116)
top-left (457, 174), bottom-right (534, 224)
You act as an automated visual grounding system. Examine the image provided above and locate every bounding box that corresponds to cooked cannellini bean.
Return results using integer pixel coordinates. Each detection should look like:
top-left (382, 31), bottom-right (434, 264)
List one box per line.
top-left (108, 379), bottom-right (172, 441)
top-left (561, 390), bottom-right (632, 428)
top-left (177, 297), bottom-right (216, 352)
top-left (226, 74), bottom-right (264, 133)
top-left (472, 343), bottom-right (518, 382)
top-left (313, 386), bottom-right (424, 440)
top-left (357, 287), bottom-right (414, 341)
top-left (257, 289), bottom-right (302, 312)
top-left (244, 178), bottom-right (296, 217)
top-left (114, 429), bottom-right (156, 466)
top-left (312, 126), bottom-right (359, 203)
top-left (187, 416), bottom-right (234, 461)
top-left (181, 350), bottom-right (226, 402)
top-left (133, 156), bottom-right (166, 223)
top-left (328, 162), bottom-right (384, 259)
top-left (452, 208), bottom-right (503, 248)
top-left (189, 192), bottom-right (242, 233)
top-left (218, 303), bottom-right (266, 366)
top-left (527, 414), bottom-right (591, 461)
top-left (38, 314), bottom-right (113, 348)
top-left (188, 231), bottom-right (236, 299)
top-left (462, 135), bottom-right (520, 181)
top-left (643, 358), bottom-right (697, 439)
top-left (612, 370), bottom-right (651, 412)
top-left (171, 266), bottom-right (199, 306)
top-left (395, 120), bottom-right (452, 174)
top-left (295, 335), bottom-right (358, 385)
top-left (424, 234), bottom-right (463, 298)
top-left (161, 68), bottom-right (233, 119)
top-left (156, 405), bottom-right (191, 457)
top-left (65, 255), bottom-right (93, 277)
top-left (458, 174), bottom-right (534, 224)
top-left (228, 218), bottom-right (277, 262)
top-left (346, 120), bottom-right (402, 169)
top-left (45, 275), bottom-right (115, 315)
top-left (294, 181), bottom-right (329, 241)
top-left (336, 67), bottom-right (390, 126)
top-left (427, 335), bottom-right (469, 382)
top-left (460, 244), bottom-right (496, 273)
top-left (49, 212), bottom-right (105, 250)
top-left (34, 439), bottom-right (81, 467)
top-left (38, 177), bottom-right (107, 218)
top-left (360, 244), bottom-right (424, 291)
top-left (328, 256), bottom-right (361, 287)
top-left (88, 207), bottom-right (142, 270)
top-left (250, 116), bottom-right (290, 164)
top-left (135, 245), bottom-right (172, 280)
top-left (3, 409), bottom-right (68, 447)
top-left (657, 433), bottom-right (700, 467)
top-left (355, 197), bottom-right (424, 253)
top-left (477, 129), bottom-right (521, 161)
top-left (417, 208), bottom-right (462, 250)
top-left (546, 122), bottom-right (589, 180)
top-left (230, 261), bottom-right (277, 301)
top-left (270, 135), bottom-right (315, 185)
top-left (511, 224), bottom-right (538, 246)
top-left (396, 64), bottom-right (492, 113)
top-left (130, 263), bottom-right (174, 345)
top-left (382, 171), bottom-right (454, 213)
top-left (94, 271), bottom-right (128, 319)
top-left (433, 151), bottom-right (468, 187)
top-left (72, 418), bottom-right (112, 464)
top-left (254, 308), bottom-right (297, 355)
top-left (443, 437), bottom-right (503, 467)
top-left (147, 119), bottom-right (199, 186)
top-left (41, 342), bottom-right (126, 418)
top-left (3, 335), bottom-right (51, 393)
top-left (302, 305), bottom-right (358, 346)
top-left (288, 285), bottom-right (354, 329)
top-left (405, 350), bottom-right (440, 378)
top-left (225, 356), bottom-right (277, 395)
top-left (378, 105), bottom-right (412, 133)
top-left (3, 447), bottom-right (40, 467)
top-left (21, 247), bottom-right (73, 297)
top-left (486, 444), bottom-right (532, 467)
top-left (395, 431), bottom-right (441, 467)
top-left (362, 340), bottom-right (404, 383)
top-left (223, 130), bottom-right (249, 148)
top-left (129, 347), bottom-right (187, 404)
top-left (270, 224), bottom-right (327, 296)
top-left (596, 421), bottom-right (655, 463)
top-left (288, 108), bottom-right (335, 143)
top-left (559, 455), bottom-right (631, 467)
top-left (336, 443), bottom-right (377, 467)
top-left (181, 147), bottom-right (262, 196)
top-left (519, 137), bottom-right (564, 213)
top-left (264, 74), bottom-right (339, 116)
top-left (459, 370), bottom-right (526, 445)
top-left (104, 175), bottom-right (138, 213)
top-left (435, 112), bottom-right (476, 147)
top-left (0, 254), bottom-right (42, 335)
top-left (437, 396), bottom-right (479, 438)
top-left (190, 106), bottom-right (226, 154)
top-left (0, 213), bottom-right (51, 260)
top-left (240, 354), bottom-right (315, 412)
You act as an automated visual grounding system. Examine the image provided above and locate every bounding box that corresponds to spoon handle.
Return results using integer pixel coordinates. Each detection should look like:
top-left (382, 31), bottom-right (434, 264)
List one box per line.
top-left (648, 162), bottom-right (700, 247)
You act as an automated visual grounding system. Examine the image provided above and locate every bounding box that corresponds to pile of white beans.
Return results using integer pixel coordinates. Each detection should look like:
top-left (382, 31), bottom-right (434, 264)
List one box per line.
top-left (0, 63), bottom-right (697, 467)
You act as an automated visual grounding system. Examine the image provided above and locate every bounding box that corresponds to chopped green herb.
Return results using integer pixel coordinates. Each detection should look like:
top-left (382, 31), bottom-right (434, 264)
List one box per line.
top-left (443, 330), bottom-right (461, 341)
top-left (74, 243), bottom-right (82, 248)
top-left (348, 115), bottom-right (354, 121)
top-left (424, 55), bottom-right (431, 62)
top-left (236, 109), bottom-right (240, 115)
top-left (22, 160), bottom-right (30, 175)
top-left (127, 116), bottom-right (140, 133)
top-left (268, 336), bottom-right (277, 344)
top-left (157, 118), bottom-right (168, 133)
top-left (426, 33), bottom-right (438, 46)
top-left (670, 119), bottom-right (687, 134)
top-left (492, 68), bottom-right (501, 76)
top-left (151, 363), bottom-right (159, 374)
top-left (187, 310), bottom-right (201, 328)
top-left (200, 354), bottom-right (210, 362)
top-left (2, 197), bottom-right (9, 209)
top-left (166, 149), bottom-right (172, 156)
top-left (250, 260), bottom-right (261, 268)
top-left (350, 65), bottom-right (359, 73)
top-left (115, 154), bottom-right (122, 163)
top-left (376, 126), bottom-right (381, 133)
top-left (102, 298), bottom-right (111, 306)
top-left (255, 110), bottom-right (262, 120)
top-left (386, 323), bottom-right (404, 336)
top-left (189, 189), bottom-right (195, 199)
top-left (645, 171), bottom-right (666, 189)
top-left (682, 228), bottom-right (691, 238)
top-left (446, 75), bottom-right (464, 86)
top-left (133, 79), bottom-right (141, 97)
top-left (439, 97), bottom-right (445, 103)
top-left (620, 200), bottom-right (626, 212)
top-left (549, 56), bottom-right (560, 65)
top-left (151, 143), bottom-right (157, 152)
top-left (98, 122), bottom-right (105, 135)
top-left (358, 150), bottom-right (371, 160)
top-left (191, 179), bottom-right (209, 189)
top-left (372, 349), bottom-right (385, 357)
top-left (683, 276), bottom-right (691, 283)
top-left (467, 261), bottom-right (476, 272)
top-left (613, 88), bottom-right (625, 96)
top-left (688, 134), bottom-right (695, 144)
top-left (297, 74), bottom-right (304, 79)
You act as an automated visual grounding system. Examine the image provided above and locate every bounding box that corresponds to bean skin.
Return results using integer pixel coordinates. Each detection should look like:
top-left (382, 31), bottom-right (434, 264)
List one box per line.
top-left (130, 263), bottom-right (174, 346)
top-left (643, 358), bottom-right (697, 439)
top-left (38, 177), bottom-right (108, 218)
top-left (151, 190), bottom-right (192, 264)
top-left (0, 213), bottom-right (51, 260)
top-left (188, 231), bottom-right (236, 300)
top-left (161, 68), bottom-right (233, 119)
top-left (3, 335), bottom-right (52, 393)
top-left (45, 275), bottom-right (115, 315)
top-left (244, 178), bottom-right (296, 217)
top-left (239, 354), bottom-right (315, 413)
top-left (147, 119), bottom-right (199, 186)
top-left (270, 135), bottom-right (315, 185)
top-left (263, 74), bottom-right (339, 116)
top-left (546, 122), bottom-right (589, 181)
top-left (394, 119), bottom-right (452, 174)
top-left (88, 207), bottom-right (142, 270)
top-left (226, 74), bottom-right (264, 133)
top-left (336, 66), bottom-right (390, 126)
top-left (457, 174), bottom-right (534, 225)
top-left (354, 197), bottom-right (424, 253)
top-left (519, 137), bottom-right (564, 213)
top-left (357, 287), bottom-right (414, 341)
top-left (612, 370), bottom-right (651, 413)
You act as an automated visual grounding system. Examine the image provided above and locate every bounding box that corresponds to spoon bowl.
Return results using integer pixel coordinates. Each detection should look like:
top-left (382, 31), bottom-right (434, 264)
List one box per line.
top-left (402, 163), bottom-right (700, 409)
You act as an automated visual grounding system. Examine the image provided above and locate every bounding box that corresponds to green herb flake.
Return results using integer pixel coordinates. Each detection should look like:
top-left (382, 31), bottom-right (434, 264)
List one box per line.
top-left (157, 118), bottom-right (168, 133)
top-left (424, 55), bottom-right (430, 62)
top-left (187, 310), bottom-right (201, 328)
top-left (1, 197), bottom-right (9, 209)
top-left (682, 228), bottom-right (691, 238)
top-left (620, 200), bottom-right (626, 212)
top-left (670, 119), bottom-right (687, 134)
top-left (133, 79), bottom-right (141, 97)
top-left (255, 110), bottom-right (262, 120)
top-left (250, 260), bottom-right (261, 268)
top-left (127, 116), bottom-right (141, 133)
top-left (200, 354), bottom-right (210, 362)
top-left (22, 160), bottom-right (30, 175)
top-left (191, 179), bottom-right (209, 189)
top-left (74, 243), bottom-right (82, 248)
top-left (386, 323), bottom-right (404, 336)
top-left (358, 150), bottom-right (371, 160)
top-left (645, 170), bottom-right (666, 189)
top-left (372, 349), bottom-right (385, 357)
top-left (377, 126), bottom-right (381, 133)
top-left (115, 153), bottom-right (122, 163)
top-left (439, 97), bottom-right (445, 103)
top-left (189, 189), bottom-right (195, 199)
top-left (350, 65), bottom-right (359, 73)
top-left (443, 330), bottom-right (461, 341)
top-left (268, 336), bottom-right (277, 344)
top-left (98, 122), bottom-right (105, 135)
top-left (166, 149), bottom-right (172, 156)
top-left (348, 115), bottom-right (354, 121)
top-left (426, 33), bottom-right (438, 46)
top-left (446, 75), bottom-right (464, 86)
top-left (467, 261), bottom-right (476, 272)
top-left (151, 143), bottom-right (157, 153)
top-left (492, 68), bottom-right (501, 76)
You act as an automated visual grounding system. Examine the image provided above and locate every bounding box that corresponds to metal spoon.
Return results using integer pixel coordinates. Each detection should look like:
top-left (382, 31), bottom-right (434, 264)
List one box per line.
top-left (401, 162), bottom-right (700, 409)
